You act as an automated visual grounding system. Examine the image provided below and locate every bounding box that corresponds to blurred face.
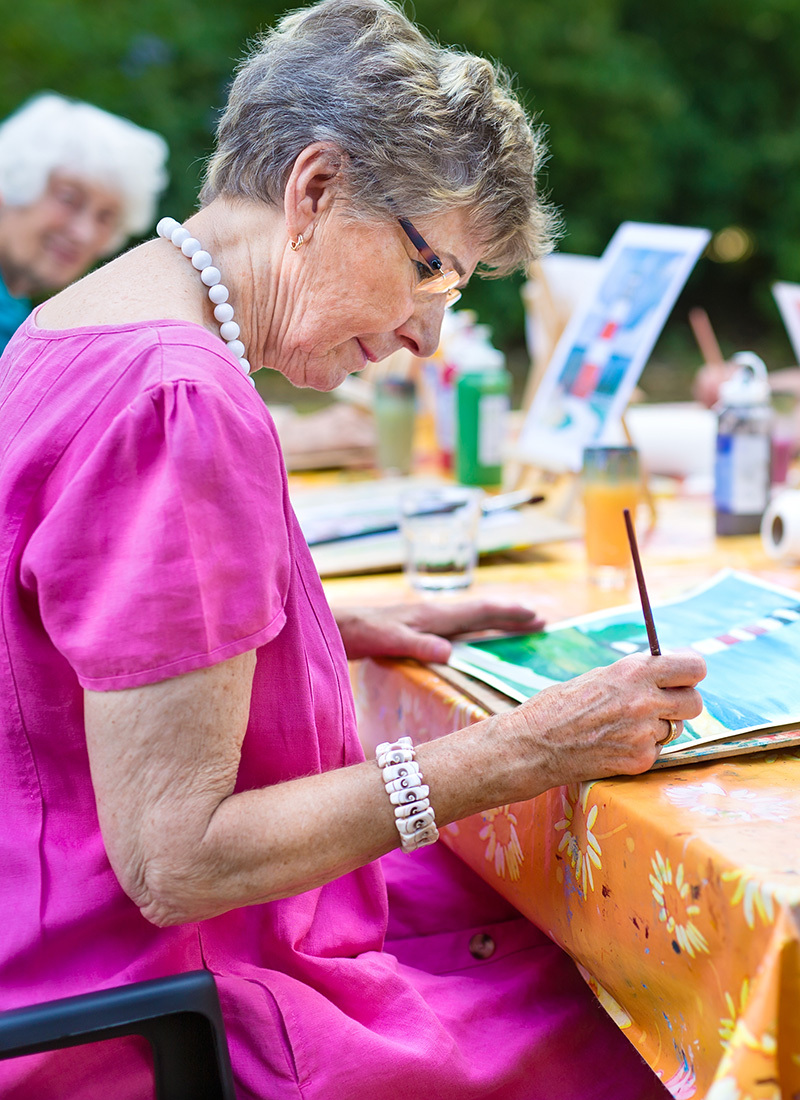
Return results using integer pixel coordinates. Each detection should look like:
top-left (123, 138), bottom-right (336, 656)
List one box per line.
top-left (0, 170), bottom-right (125, 298)
top-left (266, 206), bottom-right (482, 391)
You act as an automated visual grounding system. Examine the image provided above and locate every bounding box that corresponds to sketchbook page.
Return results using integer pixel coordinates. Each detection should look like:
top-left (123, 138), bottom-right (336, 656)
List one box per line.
top-left (449, 569), bottom-right (800, 755)
top-left (291, 477), bottom-right (442, 545)
top-left (291, 476), bottom-right (579, 577)
top-left (649, 727), bottom-right (800, 769)
top-left (307, 507), bottom-right (579, 578)
top-left (515, 222), bottom-right (711, 474)
top-left (772, 282), bottom-right (800, 365)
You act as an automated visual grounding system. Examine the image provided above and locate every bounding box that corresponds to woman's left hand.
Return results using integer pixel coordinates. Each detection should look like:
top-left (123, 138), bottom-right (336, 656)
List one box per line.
top-left (333, 601), bottom-right (545, 663)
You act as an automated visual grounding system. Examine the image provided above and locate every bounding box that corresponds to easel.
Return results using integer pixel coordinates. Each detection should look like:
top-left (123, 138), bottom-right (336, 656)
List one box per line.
top-left (507, 260), bottom-right (657, 532)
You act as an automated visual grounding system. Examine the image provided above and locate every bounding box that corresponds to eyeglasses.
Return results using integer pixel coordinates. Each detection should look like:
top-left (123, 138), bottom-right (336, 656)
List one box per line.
top-left (398, 217), bottom-right (462, 307)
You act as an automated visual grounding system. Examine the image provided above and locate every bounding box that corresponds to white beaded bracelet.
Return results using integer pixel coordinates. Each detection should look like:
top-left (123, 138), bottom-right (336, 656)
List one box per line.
top-left (376, 737), bottom-right (439, 853)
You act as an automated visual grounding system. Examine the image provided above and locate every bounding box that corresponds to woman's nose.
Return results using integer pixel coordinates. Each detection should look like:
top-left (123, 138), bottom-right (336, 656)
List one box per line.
top-left (395, 296), bottom-right (446, 359)
top-left (65, 209), bottom-right (97, 245)
top-left (66, 209), bottom-right (115, 257)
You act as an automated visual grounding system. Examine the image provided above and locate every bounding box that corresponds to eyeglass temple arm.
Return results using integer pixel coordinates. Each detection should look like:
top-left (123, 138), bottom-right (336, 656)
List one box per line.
top-left (397, 218), bottom-right (443, 272)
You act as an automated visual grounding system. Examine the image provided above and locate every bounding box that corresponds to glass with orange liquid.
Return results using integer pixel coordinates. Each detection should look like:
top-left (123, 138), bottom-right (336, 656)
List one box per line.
top-left (582, 445), bottom-right (640, 589)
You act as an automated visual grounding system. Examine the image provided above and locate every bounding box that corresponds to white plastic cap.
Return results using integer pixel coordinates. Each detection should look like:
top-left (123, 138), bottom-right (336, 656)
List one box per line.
top-left (447, 332), bottom-right (506, 373)
top-left (718, 352), bottom-right (770, 407)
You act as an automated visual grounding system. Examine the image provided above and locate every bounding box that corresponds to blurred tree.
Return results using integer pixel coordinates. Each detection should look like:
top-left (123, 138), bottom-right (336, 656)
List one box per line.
top-left (1, 0), bottom-right (798, 374)
top-left (619, 0), bottom-right (800, 361)
top-left (415, 0), bottom-right (800, 364)
top-left (0, 0), bottom-right (267, 218)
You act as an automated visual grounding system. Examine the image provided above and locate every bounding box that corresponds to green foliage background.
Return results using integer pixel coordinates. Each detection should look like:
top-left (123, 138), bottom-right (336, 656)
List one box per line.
top-left (3, 0), bottom-right (799, 390)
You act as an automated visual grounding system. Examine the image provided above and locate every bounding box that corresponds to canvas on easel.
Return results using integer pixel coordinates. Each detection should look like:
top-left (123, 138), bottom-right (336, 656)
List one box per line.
top-left (514, 222), bottom-right (711, 475)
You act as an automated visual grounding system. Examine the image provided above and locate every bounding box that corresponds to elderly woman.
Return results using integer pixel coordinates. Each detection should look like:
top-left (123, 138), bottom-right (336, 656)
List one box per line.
top-left (0, 92), bottom-right (168, 351)
top-left (0, 2), bottom-right (705, 1097)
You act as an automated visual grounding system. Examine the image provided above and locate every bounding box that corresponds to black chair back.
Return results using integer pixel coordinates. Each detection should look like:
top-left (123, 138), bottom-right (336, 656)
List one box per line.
top-left (0, 969), bottom-right (236, 1099)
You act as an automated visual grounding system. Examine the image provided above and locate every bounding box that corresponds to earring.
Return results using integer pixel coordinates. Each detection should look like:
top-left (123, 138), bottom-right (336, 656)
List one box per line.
top-left (290, 233), bottom-right (304, 252)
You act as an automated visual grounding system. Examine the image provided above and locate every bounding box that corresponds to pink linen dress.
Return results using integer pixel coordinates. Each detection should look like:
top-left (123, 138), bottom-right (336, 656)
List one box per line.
top-left (0, 312), bottom-right (669, 1099)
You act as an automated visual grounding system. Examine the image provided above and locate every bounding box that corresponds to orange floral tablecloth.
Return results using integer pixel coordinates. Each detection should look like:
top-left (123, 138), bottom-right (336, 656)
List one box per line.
top-left (322, 494), bottom-right (800, 1100)
top-left (352, 656), bottom-right (800, 1100)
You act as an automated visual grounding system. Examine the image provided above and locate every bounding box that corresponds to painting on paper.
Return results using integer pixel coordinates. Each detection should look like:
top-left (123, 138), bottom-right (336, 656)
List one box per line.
top-left (449, 570), bottom-right (800, 754)
top-left (516, 222), bottom-right (710, 473)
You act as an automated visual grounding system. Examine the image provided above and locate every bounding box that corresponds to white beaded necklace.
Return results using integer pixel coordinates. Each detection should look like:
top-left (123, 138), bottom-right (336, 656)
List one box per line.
top-left (156, 217), bottom-right (254, 384)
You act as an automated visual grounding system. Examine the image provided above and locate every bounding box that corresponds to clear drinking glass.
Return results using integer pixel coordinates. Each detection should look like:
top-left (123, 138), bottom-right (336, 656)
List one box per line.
top-left (582, 445), bottom-right (640, 589)
top-left (400, 486), bottom-right (484, 591)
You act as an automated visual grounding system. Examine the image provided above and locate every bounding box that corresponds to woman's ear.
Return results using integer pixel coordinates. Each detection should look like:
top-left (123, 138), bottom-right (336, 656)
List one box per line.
top-left (284, 142), bottom-right (345, 244)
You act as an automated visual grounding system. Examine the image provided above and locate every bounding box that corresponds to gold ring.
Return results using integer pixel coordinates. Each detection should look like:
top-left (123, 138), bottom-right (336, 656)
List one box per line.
top-left (657, 719), bottom-right (681, 747)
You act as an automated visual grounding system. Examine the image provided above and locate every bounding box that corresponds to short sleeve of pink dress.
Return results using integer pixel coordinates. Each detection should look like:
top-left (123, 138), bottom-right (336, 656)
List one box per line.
top-left (0, 316), bottom-right (669, 1100)
top-left (19, 345), bottom-right (289, 689)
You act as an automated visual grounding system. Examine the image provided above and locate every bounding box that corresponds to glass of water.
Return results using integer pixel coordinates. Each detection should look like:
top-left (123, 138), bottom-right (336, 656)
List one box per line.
top-left (400, 485), bottom-right (484, 591)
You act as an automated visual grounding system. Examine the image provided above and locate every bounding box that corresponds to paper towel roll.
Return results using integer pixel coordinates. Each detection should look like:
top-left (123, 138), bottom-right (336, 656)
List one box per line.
top-left (761, 491), bottom-right (800, 559)
top-left (623, 403), bottom-right (716, 479)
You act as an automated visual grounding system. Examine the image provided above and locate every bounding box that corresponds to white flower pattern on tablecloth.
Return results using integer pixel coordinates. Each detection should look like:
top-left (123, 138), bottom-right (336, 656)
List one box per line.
top-left (711, 1009), bottom-right (779, 1100)
top-left (722, 868), bottom-right (800, 929)
top-left (663, 782), bottom-right (795, 823)
top-left (649, 851), bottom-right (709, 957)
top-left (661, 1060), bottom-right (697, 1099)
top-left (719, 980), bottom-right (750, 1049)
top-left (554, 783), bottom-right (602, 897)
top-left (479, 807), bottom-right (524, 881)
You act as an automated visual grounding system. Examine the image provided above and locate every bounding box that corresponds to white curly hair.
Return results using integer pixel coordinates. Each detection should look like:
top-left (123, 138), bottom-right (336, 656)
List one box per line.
top-left (0, 93), bottom-right (168, 250)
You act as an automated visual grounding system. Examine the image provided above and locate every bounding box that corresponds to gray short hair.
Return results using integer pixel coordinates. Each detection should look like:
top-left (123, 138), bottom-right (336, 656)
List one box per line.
top-left (201, 0), bottom-right (557, 276)
top-left (0, 93), bottom-right (168, 249)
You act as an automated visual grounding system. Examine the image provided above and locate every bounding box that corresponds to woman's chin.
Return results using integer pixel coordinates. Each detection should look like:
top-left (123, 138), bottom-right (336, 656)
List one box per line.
top-left (313, 363), bottom-right (362, 392)
top-left (274, 349), bottom-right (363, 391)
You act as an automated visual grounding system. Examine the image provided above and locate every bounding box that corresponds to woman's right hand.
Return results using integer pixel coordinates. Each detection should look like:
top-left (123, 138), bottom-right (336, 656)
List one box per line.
top-left (505, 649), bottom-right (707, 791)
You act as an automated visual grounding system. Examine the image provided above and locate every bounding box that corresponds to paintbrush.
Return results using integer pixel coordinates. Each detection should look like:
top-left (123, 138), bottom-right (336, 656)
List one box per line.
top-left (623, 507), bottom-right (660, 656)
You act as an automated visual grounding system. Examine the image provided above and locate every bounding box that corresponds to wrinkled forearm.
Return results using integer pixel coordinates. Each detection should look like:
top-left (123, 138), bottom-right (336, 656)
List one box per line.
top-left (99, 713), bottom-right (547, 927)
top-left (127, 760), bottom-right (398, 926)
top-left (85, 649), bottom-right (704, 927)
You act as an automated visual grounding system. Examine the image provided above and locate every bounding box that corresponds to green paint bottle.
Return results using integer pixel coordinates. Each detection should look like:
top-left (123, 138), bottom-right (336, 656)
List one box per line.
top-left (454, 343), bottom-right (511, 487)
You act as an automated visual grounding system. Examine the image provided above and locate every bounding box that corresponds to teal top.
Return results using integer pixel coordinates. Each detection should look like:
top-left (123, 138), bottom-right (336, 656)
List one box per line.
top-left (0, 272), bottom-right (31, 354)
